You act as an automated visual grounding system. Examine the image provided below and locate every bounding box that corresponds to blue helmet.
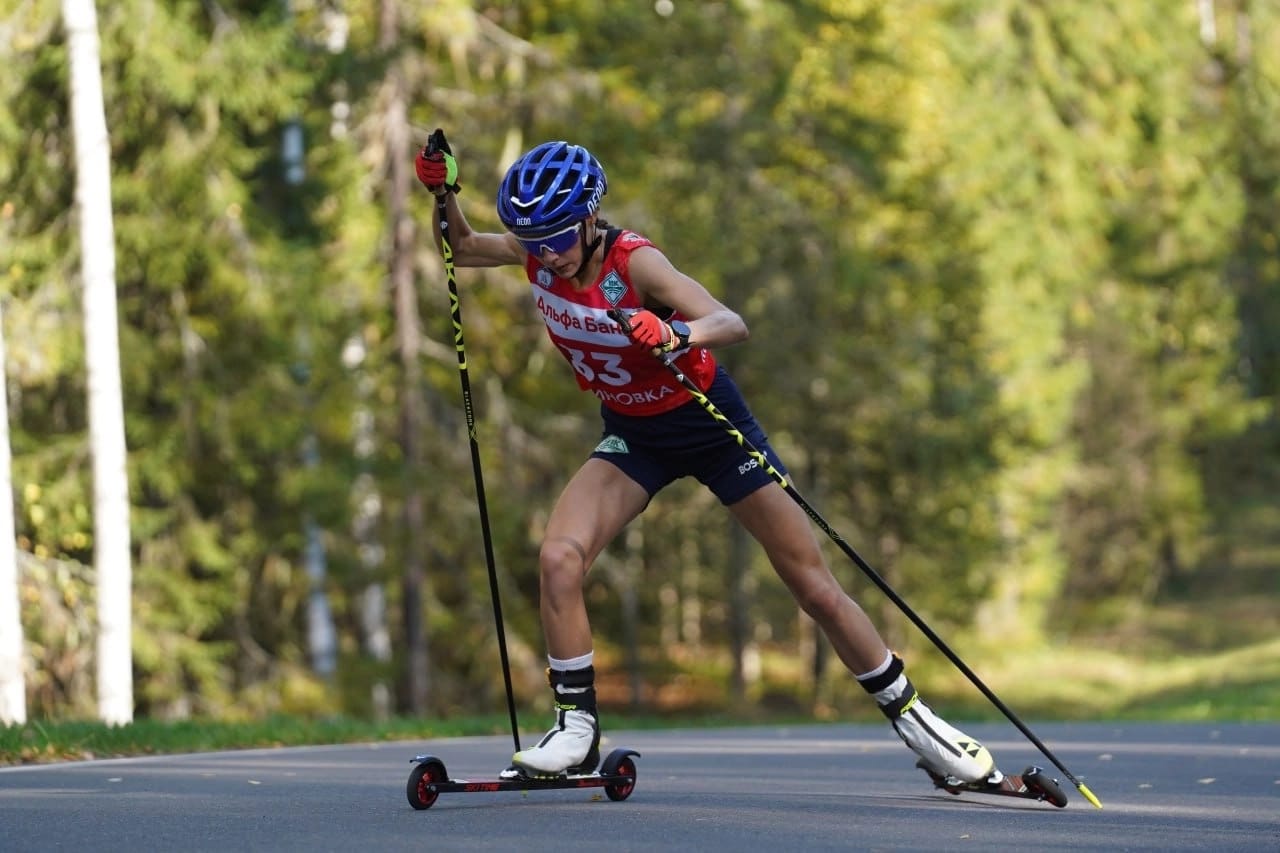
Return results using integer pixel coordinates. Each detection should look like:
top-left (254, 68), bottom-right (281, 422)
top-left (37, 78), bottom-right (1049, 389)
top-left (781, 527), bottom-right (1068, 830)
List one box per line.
top-left (496, 141), bottom-right (607, 237)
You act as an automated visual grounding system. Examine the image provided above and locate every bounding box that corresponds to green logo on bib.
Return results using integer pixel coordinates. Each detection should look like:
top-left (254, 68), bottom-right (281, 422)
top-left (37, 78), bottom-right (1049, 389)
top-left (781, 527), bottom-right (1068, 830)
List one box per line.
top-left (599, 272), bottom-right (627, 306)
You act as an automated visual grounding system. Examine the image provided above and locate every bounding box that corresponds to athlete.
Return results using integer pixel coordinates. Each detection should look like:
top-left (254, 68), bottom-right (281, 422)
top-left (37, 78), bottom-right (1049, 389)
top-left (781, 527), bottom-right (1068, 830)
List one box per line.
top-left (415, 132), bottom-right (1006, 787)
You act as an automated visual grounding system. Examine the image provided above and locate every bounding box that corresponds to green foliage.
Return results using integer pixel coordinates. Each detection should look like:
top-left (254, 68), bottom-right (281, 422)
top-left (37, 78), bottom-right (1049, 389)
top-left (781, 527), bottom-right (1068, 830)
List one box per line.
top-left (2, 0), bottom-right (1278, 721)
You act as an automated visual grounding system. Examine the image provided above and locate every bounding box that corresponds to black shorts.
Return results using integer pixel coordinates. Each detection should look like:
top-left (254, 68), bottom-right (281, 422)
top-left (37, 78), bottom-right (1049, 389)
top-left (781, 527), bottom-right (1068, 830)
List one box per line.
top-left (590, 367), bottom-right (788, 505)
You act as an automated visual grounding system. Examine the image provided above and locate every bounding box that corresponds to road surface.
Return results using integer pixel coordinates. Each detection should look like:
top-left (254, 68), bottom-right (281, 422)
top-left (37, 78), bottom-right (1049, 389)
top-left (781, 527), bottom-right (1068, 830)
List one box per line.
top-left (2, 722), bottom-right (1276, 851)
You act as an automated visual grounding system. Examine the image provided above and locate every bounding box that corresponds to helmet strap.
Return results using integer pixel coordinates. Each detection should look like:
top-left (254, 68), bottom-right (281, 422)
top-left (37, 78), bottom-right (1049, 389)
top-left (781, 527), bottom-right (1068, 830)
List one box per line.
top-left (571, 220), bottom-right (603, 281)
top-left (582, 220), bottom-right (603, 259)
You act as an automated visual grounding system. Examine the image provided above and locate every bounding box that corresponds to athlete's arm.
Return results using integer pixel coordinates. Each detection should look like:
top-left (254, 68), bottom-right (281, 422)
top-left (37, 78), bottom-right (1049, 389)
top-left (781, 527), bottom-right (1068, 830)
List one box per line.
top-left (430, 191), bottom-right (526, 268)
top-left (628, 246), bottom-right (749, 349)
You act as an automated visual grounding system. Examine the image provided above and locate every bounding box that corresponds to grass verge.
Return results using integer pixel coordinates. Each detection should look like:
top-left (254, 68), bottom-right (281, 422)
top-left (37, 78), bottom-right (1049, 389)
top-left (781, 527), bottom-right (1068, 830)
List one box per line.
top-left (3, 635), bottom-right (1277, 766)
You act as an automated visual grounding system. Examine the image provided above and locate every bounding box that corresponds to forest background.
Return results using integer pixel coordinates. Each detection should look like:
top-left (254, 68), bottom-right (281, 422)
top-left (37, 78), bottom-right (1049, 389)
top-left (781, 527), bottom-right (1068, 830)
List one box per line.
top-left (2, 0), bottom-right (1278, 729)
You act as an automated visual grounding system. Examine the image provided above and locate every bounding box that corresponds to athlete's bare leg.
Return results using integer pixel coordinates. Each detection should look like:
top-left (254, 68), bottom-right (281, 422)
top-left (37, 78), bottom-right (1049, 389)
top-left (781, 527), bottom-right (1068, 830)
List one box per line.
top-left (728, 482), bottom-right (889, 674)
top-left (501, 458), bottom-right (650, 777)
top-left (730, 481), bottom-right (998, 783)
top-left (539, 457), bottom-right (650, 659)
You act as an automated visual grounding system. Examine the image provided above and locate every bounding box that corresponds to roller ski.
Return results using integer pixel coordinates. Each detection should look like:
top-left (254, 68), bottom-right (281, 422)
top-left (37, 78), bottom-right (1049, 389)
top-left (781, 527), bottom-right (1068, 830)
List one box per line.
top-left (405, 746), bottom-right (640, 810)
top-left (918, 759), bottom-right (1069, 808)
top-left (404, 667), bottom-right (642, 812)
top-left (406, 664), bottom-right (642, 810)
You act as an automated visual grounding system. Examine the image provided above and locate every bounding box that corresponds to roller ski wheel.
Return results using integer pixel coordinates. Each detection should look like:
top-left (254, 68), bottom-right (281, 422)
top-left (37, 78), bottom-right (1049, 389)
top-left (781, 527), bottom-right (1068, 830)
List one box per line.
top-left (918, 759), bottom-right (1069, 808)
top-left (600, 748), bottom-right (638, 802)
top-left (405, 747), bottom-right (640, 810)
top-left (406, 757), bottom-right (448, 810)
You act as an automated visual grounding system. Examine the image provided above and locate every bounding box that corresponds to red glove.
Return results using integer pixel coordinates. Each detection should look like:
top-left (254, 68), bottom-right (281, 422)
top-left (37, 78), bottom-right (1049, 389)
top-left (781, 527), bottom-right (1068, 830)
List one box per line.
top-left (414, 129), bottom-right (460, 194)
top-left (621, 309), bottom-right (673, 350)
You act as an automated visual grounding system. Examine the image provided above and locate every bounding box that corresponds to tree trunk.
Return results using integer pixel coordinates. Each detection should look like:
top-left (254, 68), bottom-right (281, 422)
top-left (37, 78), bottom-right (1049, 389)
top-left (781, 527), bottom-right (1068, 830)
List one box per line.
top-left (348, 332), bottom-right (392, 719)
top-left (64, 0), bottom-right (134, 725)
top-left (0, 302), bottom-right (26, 725)
top-left (282, 0), bottom-right (336, 685)
top-left (381, 0), bottom-right (430, 714)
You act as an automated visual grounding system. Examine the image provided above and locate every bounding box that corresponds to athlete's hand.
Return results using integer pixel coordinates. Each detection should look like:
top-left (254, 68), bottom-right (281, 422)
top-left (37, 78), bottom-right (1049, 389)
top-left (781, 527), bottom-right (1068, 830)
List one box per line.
top-left (615, 309), bottom-right (676, 354)
top-left (415, 128), bottom-right (461, 195)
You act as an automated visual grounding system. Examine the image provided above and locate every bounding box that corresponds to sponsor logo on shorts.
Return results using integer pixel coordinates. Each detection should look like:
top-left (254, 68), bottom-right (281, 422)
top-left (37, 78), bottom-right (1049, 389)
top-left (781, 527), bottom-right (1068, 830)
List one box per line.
top-left (738, 458), bottom-right (760, 476)
top-left (595, 435), bottom-right (629, 454)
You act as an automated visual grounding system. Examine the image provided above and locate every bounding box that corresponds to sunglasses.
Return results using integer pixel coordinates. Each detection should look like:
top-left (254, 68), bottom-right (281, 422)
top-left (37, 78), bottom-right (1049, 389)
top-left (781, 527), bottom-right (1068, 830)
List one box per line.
top-left (515, 222), bottom-right (581, 257)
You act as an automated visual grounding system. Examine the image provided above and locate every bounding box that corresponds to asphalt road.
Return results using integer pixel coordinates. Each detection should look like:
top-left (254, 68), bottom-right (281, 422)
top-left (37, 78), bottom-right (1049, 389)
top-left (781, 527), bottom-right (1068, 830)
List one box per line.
top-left (1, 722), bottom-right (1276, 851)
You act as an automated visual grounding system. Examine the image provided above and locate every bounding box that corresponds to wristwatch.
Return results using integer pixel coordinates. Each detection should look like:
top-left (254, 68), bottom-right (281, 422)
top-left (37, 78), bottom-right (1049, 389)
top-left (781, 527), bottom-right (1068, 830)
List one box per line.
top-left (669, 320), bottom-right (692, 350)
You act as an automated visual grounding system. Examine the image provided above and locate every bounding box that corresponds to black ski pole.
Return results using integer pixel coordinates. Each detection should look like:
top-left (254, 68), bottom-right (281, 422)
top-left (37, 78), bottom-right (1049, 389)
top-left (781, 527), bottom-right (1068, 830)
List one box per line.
top-left (608, 308), bottom-right (1102, 809)
top-left (429, 130), bottom-right (521, 752)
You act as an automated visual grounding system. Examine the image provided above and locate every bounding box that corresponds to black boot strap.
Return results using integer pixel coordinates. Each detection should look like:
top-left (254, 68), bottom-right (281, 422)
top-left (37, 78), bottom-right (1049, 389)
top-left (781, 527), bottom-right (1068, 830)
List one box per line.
top-left (879, 679), bottom-right (919, 720)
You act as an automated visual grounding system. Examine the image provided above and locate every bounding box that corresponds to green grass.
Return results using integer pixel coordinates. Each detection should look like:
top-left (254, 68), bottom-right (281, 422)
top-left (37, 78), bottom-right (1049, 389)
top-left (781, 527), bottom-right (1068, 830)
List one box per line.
top-left (0, 710), bottom-right (825, 767)
top-left (3, 633), bottom-right (1276, 766)
top-left (0, 715), bottom-right (507, 766)
top-left (921, 635), bottom-right (1280, 722)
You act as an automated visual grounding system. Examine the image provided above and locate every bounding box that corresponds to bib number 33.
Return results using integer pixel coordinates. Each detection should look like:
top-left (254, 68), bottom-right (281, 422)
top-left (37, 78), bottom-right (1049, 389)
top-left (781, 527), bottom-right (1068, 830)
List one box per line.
top-left (559, 346), bottom-right (631, 386)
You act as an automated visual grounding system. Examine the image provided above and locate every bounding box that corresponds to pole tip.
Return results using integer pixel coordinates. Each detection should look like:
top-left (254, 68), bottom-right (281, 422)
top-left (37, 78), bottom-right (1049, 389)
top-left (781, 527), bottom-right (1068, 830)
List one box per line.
top-left (1077, 782), bottom-right (1103, 809)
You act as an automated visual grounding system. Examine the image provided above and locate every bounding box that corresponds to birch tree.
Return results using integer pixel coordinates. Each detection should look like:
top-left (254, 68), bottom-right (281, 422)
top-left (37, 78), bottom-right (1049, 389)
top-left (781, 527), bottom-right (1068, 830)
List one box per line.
top-left (0, 300), bottom-right (24, 726)
top-left (63, 0), bottom-right (133, 725)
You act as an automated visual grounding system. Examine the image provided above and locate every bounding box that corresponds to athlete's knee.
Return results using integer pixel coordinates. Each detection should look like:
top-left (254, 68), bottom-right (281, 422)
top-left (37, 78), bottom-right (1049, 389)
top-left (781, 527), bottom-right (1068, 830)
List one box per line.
top-left (539, 536), bottom-right (589, 595)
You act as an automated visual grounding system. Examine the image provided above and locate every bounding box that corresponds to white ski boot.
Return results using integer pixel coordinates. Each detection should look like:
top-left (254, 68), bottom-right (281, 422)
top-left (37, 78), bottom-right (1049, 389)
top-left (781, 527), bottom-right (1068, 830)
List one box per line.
top-left (500, 666), bottom-right (601, 779)
top-left (889, 692), bottom-right (995, 783)
top-left (861, 654), bottom-right (995, 784)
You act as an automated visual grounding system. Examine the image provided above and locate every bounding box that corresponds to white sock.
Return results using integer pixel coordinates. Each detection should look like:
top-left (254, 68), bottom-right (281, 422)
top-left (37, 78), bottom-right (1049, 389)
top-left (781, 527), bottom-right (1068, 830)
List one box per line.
top-left (548, 651), bottom-right (594, 672)
top-left (855, 650), bottom-right (894, 682)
